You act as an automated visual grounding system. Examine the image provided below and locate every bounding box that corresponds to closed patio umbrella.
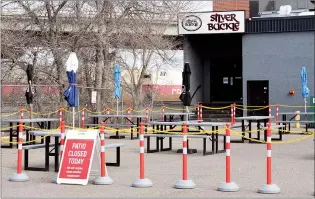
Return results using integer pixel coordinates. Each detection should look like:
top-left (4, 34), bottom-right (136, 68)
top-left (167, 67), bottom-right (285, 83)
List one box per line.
top-left (301, 66), bottom-right (310, 113)
top-left (25, 64), bottom-right (34, 119)
top-left (114, 64), bottom-right (121, 116)
top-left (63, 52), bottom-right (78, 128)
top-left (179, 62), bottom-right (192, 122)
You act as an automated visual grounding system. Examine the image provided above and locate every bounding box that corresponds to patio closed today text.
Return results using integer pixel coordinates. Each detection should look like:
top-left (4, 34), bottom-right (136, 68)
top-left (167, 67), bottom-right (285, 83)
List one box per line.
top-left (68, 143), bottom-right (88, 164)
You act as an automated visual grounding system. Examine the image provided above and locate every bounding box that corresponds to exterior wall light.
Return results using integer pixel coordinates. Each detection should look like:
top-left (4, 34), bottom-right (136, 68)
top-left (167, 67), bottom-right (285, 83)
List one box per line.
top-left (289, 89), bottom-right (295, 96)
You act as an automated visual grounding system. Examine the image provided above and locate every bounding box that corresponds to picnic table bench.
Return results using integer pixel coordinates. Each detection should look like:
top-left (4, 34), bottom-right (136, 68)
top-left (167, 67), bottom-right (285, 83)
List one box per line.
top-left (27, 130), bottom-right (125, 172)
top-left (279, 112), bottom-right (315, 132)
top-left (144, 133), bottom-right (225, 156)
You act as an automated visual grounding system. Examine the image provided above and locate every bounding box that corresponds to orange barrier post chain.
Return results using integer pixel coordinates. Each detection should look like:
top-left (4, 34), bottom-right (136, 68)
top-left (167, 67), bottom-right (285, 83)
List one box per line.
top-left (258, 123), bottom-right (280, 194)
top-left (132, 123), bottom-right (153, 188)
top-left (174, 123), bottom-right (195, 189)
top-left (8, 121), bottom-right (29, 182)
top-left (93, 122), bottom-right (113, 185)
top-left (217, 124), bottom-right (239, 192)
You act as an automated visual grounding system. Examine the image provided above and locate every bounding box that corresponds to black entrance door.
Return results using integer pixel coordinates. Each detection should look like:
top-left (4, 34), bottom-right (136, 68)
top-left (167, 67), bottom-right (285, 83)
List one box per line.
top-left (210, 58), bottom-right (242, 103)
top-left (247, 80), bottom-right (269, 116)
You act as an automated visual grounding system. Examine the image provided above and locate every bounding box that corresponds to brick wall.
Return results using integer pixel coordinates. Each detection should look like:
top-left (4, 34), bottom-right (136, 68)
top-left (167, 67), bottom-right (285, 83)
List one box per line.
top-left (213, 0), bottom-right (250, 18)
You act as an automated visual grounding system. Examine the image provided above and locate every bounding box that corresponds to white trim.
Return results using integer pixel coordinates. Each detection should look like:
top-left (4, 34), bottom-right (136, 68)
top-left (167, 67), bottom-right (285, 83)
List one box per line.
top-left (226, 136), bottom-right (230, 143)
top-left (82, 117), bottom-right (85, 121)
top-left (226, 149), bottom-right (230, 156)
top-left (139, 135), bottom-right (144, 140)
top-left (183, 148), bottom-right (187, 154)
top-left (101, 146), bottom-right (105, 152)
top-left (267, 137), bottom-right (271, 143)
top-left (183, 135), bottom-right (187, 141)
top-left (19, 132), bottom-right (23, 137)
top-left (100, 134), bottom-right (105, 140)
top-left (18, 144), bottom-right (22, 150)
top-left (140, 147), bottom-right (144, 153)
top-left (267, 150), bottom-right (271, 157)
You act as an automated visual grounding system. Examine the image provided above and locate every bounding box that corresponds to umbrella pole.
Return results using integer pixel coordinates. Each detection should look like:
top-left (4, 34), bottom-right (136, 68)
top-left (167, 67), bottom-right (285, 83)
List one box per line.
top-left (117, 98), bottom-right (119, 116)
top-left (304, 98), bottom-right (307, 113)
top-left (72, 107), bottom-right (75, 129)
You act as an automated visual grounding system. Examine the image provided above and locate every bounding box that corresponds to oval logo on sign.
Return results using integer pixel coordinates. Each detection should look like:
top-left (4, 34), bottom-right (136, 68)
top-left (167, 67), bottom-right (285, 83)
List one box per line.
top-left (182, 15), bottom-right (202, 31)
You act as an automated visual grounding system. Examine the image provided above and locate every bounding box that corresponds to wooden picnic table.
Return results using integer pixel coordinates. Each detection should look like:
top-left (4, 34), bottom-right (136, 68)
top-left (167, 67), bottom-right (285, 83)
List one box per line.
top-left (1, 118), bottom-right (59, 148)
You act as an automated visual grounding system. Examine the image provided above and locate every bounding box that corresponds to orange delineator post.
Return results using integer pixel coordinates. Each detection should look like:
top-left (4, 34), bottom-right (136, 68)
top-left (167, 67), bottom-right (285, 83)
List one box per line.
top-left (233, 103), bottom-right (236, 125)
top-left (8, 120), bottom-right (29, 182)
top-left (268, 105), bottom-right (272, 124)
top-left (161, 104), bottom-right (165, 121)
top-left (100, 122), bottom-right (106, 177)
top-left (93, 122), bottom-right (113, 185)
top-left (217, 124), bottom-right (239, 192)
top-left (59, 107), bottom-right (63, 129)
top-left (199, 104), bottom-right (203, 121)
top-left (106, 107), bottom-right (110, 124)
top-left (20, 106), bottom-right (24, 120)
top-left (230, 104), bottom-right (234, 125)
top-left (131, 123), bottom-right (152, 188)
top-left (60, 121), bottom-right (65, 161)
top-left (174, 123), bottom-right (195, 189)
top-left (81, 107), bottom-right (85, 128)
top-left (276, 104), bottom-right (279, 125)
top-left (258, 123), bottom-right (280, 194)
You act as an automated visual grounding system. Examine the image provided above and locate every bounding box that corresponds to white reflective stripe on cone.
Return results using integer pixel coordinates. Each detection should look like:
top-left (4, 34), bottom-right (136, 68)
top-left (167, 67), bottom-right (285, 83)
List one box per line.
top-left (267, 137), bottom-right (271, 143)
top-left (19, 132), bottom-right (23, 137)
top-left (226, 136), bottom-right (230, 143)
top-left (139, 135), bottom-right (144, 140)
top-left (183, 148), bottom-right (187, 154)
top-left (82, 117), bottom-right (85, 121)
top-left (18, 144), bottom-right (22, 150)
top-left (183, 135), bottom-right (187, 141)
top-left (101, 146), bottom-right (105, 152)
top-left (100, 134), bottom-right (105, 140)
top-left (140, 147), bottom-right (144, 153)
top-left (60, 145), bottom-right (64, 151)
top-left (226, 149), bottom-right (230, 156)
top-left (61, 134), bottom-right (65, 139)
top-left (267, 150), bottom-right (271, 157)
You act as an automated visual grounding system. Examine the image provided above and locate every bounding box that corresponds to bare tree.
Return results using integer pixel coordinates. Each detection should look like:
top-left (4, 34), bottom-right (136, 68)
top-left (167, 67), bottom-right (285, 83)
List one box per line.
top-left (1, 0), bottom-right (189, 113)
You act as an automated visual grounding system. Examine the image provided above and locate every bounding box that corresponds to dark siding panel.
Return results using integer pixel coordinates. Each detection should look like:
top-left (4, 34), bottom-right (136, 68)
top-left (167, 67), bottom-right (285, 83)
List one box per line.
top-left (246, 16), bottom-right (315, 33)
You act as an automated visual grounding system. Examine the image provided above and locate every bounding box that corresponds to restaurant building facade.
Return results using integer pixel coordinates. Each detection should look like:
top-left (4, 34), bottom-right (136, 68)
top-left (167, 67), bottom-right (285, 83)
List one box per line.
top-left (178, 10), bottom-right (315, 115)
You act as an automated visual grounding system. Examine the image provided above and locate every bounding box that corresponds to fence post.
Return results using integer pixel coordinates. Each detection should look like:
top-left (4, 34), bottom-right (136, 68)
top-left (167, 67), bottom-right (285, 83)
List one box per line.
top-left (258, 123), bottom-right (280, 194)
top-left (132, 123), bottom-right (153, 188)
top-left (174, 123), bottom-right (195, 189)
top-left (9, 121), bottom-right (29, 182)
top-left (94, 122), bottom-right (113, 185)
top-left (217, 124), bottom-right (239, 192)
